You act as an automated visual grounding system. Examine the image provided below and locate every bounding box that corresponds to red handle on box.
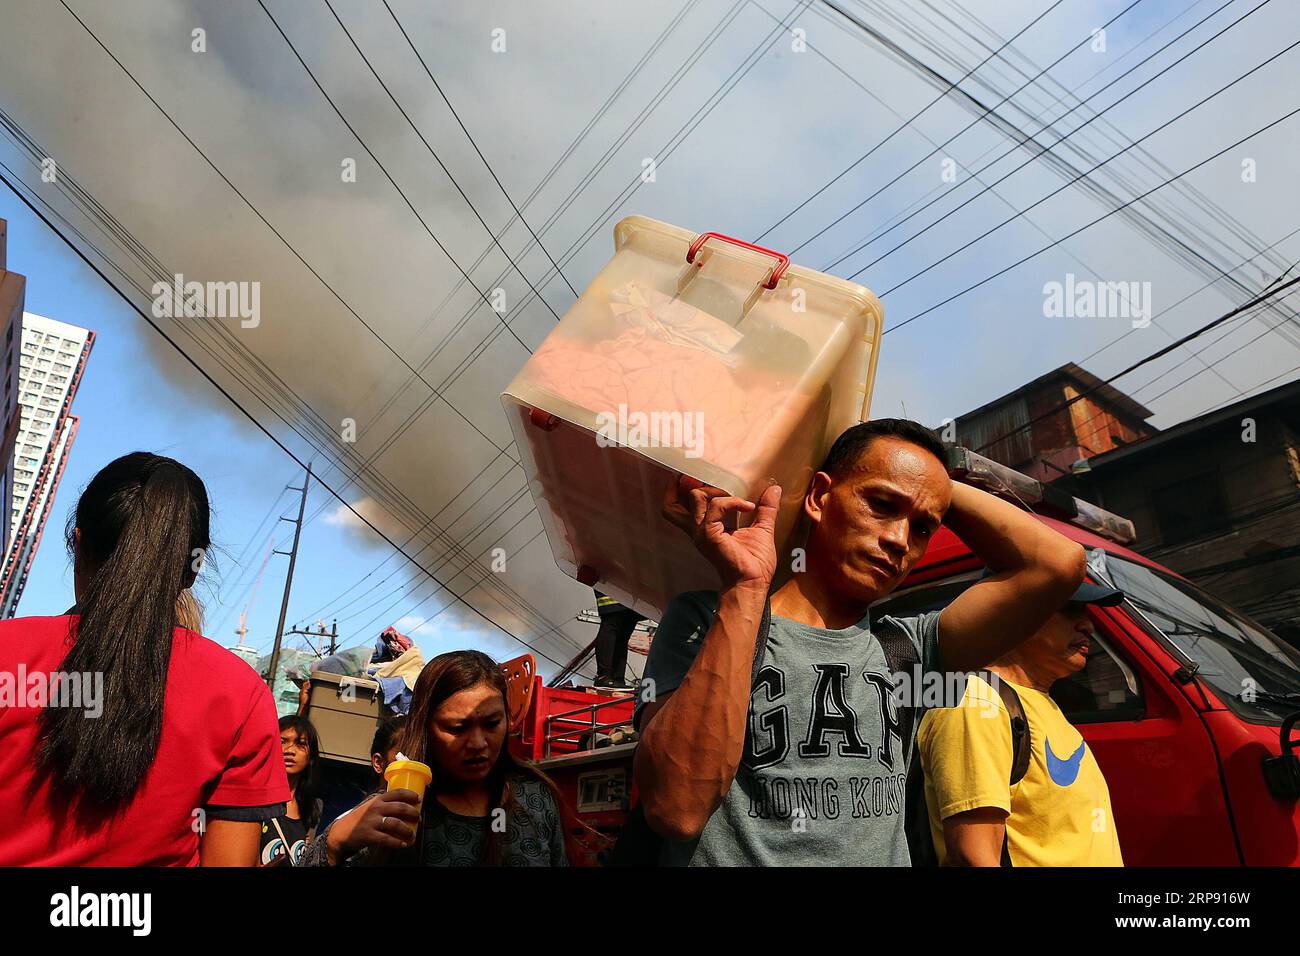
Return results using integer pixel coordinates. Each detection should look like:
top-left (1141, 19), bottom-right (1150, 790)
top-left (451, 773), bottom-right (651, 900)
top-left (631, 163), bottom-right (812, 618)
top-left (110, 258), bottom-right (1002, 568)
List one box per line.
top-left (528, 407), bottom-right (559, 431)
top-left (685, 231), bottom-right (791, 290)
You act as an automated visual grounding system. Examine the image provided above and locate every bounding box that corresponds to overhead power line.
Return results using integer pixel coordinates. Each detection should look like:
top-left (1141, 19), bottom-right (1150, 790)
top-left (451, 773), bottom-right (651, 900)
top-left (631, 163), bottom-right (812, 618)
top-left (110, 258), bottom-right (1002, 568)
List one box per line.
top-left (0, 164), bottom-right (570, 669)
top-left (822, 0), bottom-right (1300, 353)
top-left (377, 0), bottom-right (578, 300)
top-left (255, 0), bottom-right (548, 345)
top-left (787, 0), bottom-right (1142, 258)
top-left (322, 0), bottom-right (578, 308)
top-left (55, 0), bottom-right (516, 458)
top-left (884, 102), bottom-right (1300, 334)
top-left (973, 273), bottom-right (1300, 455)
top-left (47, 2), bottom-right (594, 654)
top-left (870, 40), bottom-right (1300, 325)
top-left (753, 0), bottom-right (1068, 245)
top-left (825, 0), bottom-right (1259, 276)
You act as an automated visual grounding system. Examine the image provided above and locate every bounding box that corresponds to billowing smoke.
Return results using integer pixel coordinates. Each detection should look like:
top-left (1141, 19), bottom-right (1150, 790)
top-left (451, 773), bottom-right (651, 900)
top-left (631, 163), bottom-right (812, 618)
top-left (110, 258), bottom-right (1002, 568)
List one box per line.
top-left (0, 0), bottom-right (625, 674)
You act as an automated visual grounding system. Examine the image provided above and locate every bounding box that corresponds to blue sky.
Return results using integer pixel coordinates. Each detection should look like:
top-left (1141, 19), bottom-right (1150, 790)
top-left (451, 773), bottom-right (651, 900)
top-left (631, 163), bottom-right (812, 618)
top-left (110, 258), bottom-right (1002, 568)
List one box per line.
top-left (1, 0), bottom-right (1297, 680)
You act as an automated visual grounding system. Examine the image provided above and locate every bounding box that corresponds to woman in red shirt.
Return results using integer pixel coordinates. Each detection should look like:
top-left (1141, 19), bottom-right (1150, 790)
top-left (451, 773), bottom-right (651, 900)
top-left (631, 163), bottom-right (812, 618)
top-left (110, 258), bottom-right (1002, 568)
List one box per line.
top-left (0, 452), bottom-right (289, 865)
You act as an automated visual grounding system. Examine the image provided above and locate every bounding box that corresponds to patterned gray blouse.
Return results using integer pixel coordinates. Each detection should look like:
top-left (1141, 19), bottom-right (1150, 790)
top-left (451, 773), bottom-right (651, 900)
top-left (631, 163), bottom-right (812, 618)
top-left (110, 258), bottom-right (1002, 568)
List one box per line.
top-left (301, 775), bottom-right (568, 868)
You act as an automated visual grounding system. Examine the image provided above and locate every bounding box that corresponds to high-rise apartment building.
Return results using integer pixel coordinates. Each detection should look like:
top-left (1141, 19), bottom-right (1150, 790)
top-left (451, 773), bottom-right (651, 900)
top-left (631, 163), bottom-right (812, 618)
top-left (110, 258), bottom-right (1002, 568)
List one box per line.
top-left (0, 311), bottom-right (93, 616)
top-left (0, 219), bottom-right (28, 573)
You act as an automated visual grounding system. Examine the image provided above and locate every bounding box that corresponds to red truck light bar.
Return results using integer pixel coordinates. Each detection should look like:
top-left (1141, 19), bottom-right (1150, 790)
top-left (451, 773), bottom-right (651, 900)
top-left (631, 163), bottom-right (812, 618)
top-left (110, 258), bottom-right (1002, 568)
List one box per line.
top-left (945, 446), bottom-right (1136, 545)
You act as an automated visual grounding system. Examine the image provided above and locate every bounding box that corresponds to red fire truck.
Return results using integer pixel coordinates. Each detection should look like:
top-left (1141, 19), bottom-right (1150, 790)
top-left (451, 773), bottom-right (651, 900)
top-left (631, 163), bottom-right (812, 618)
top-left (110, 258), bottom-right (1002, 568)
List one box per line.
top-left (507, 448), bottom-right (1300, 866)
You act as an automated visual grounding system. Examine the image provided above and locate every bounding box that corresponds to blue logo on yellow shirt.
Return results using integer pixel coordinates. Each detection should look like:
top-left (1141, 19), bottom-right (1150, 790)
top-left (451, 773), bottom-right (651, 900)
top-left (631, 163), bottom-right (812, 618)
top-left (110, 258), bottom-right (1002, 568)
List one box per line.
top-left (1044, 736), bottom-right (1086, 787)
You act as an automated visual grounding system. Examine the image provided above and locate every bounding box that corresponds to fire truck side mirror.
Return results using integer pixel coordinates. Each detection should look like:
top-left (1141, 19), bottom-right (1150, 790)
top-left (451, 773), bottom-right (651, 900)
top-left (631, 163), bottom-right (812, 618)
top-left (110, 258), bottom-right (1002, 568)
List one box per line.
top-left (1262, 712), bottom-right (1300, 800)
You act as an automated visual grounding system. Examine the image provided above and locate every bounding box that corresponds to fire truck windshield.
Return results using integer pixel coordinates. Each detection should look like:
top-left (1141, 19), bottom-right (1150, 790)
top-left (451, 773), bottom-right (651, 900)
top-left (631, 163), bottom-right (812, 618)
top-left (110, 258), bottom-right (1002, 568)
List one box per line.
top-left (1104, 555), bottom-right (1300, 722)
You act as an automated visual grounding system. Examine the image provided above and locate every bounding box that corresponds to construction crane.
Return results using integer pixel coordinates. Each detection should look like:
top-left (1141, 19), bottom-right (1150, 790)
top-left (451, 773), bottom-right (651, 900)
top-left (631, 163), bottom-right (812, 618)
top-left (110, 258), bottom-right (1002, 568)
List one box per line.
top-left (226, 536), bottom-right (276, 668)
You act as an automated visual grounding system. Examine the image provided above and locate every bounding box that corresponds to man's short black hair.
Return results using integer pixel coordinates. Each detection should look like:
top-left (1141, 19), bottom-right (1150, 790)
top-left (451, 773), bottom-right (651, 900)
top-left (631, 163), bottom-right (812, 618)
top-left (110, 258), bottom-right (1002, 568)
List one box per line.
top-left (819, 418), bottom-right (948, 477)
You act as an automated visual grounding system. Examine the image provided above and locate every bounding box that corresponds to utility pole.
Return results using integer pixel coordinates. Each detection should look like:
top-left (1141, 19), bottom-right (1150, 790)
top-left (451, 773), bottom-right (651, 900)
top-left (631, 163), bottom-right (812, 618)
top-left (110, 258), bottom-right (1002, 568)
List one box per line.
top-left (316, 618), bottom-right (338, 657)
top-left (283, 618), bottom-right (338, 659)
top-left (265, 463), bottom-right (311, 690)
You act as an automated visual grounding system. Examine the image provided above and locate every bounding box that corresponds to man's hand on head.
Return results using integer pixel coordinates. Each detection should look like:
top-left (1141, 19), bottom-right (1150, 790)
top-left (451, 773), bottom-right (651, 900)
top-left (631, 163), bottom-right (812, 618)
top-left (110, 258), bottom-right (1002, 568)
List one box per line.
top-left (938, 482), bottom-right (1086, 672)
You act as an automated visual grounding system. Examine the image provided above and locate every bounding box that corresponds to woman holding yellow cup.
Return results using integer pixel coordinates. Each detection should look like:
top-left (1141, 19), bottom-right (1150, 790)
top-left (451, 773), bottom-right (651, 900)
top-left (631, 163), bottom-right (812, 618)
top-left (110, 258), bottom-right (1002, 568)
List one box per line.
top-left (303, 651), bottom-right (568, 867)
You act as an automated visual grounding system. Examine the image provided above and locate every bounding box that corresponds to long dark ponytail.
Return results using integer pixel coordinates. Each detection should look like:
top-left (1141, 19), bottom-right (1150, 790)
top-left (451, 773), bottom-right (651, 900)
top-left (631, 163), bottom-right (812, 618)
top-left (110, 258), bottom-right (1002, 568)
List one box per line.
top-left (37, 452), bottom-right (211, 806)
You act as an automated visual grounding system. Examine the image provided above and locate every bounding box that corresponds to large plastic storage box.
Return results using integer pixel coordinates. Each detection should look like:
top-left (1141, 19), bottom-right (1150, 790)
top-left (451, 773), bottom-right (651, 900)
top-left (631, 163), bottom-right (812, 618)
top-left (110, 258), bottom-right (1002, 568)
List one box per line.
top-left (502, 216), bottom-right (883, 619)
top-left (307, 671), bottom-right (381, 766)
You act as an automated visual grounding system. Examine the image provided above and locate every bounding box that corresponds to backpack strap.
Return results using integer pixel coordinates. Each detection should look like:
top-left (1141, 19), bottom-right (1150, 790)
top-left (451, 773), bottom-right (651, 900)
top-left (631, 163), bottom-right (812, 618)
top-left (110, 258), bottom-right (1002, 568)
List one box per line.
top-left (270, 817), bottom-right (297, 867)
top-left (873, 617), bottom-right (922, 748)
top-left (979, 672), bottom-right (1031, 787)
top-left (750, 597), bottom-right (773, 689)
top-left (874, 618), bottom-right (924, 867)
top-left (973, 670), bottom-right (1031, 867)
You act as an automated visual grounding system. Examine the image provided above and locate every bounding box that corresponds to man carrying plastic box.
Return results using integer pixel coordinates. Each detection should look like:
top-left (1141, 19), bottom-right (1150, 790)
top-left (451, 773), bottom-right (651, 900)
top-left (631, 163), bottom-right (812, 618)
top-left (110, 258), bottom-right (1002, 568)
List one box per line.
top-left (631, 419), bottom-right (1085, 866)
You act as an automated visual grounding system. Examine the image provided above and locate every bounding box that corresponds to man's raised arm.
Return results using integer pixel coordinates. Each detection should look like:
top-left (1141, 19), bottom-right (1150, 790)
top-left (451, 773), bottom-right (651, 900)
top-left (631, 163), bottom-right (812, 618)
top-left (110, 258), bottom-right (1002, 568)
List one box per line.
top-left (633, 481), bottom-right (780, 842)
top-left (937, 482), bottom-right (1086, 672)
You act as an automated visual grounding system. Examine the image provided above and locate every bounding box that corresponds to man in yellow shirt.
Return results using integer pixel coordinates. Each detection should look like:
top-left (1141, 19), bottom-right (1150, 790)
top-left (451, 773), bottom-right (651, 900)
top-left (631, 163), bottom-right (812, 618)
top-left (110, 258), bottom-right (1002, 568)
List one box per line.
top-left (917, 579), bottom-right (1125, 866)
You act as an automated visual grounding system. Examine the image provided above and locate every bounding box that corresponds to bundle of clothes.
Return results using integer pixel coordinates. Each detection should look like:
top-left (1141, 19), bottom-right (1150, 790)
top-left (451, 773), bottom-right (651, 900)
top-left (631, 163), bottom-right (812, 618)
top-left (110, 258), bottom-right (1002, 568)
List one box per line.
top-left (287, 626), bottom-right (425, 717)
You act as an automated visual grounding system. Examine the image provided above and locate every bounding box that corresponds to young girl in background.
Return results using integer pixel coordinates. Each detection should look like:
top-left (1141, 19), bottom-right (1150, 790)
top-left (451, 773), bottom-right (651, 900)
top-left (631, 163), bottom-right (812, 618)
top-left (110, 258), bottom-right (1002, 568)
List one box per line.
top-left (260, 715), bottom-right (323, 866)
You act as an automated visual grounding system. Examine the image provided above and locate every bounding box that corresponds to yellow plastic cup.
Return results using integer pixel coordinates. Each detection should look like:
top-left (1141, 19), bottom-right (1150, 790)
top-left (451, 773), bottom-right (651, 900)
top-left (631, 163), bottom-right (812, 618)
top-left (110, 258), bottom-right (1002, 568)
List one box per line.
top-left (384, 759), bottom-right (432, 804)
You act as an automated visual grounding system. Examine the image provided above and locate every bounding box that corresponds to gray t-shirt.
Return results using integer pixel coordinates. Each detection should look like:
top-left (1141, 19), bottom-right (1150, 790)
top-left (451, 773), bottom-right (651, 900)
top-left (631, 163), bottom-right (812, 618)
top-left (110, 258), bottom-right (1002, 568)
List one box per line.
top-left (635, 591), bottom-right (942, 867)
